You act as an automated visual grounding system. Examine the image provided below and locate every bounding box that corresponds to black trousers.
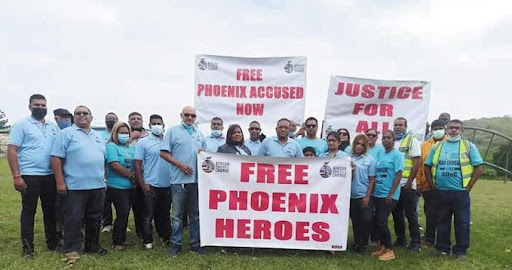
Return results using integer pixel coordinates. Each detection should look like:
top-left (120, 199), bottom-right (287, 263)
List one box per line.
top-left (422, 189), bottom-right (438, 244)
top-left (20, 175), bottom-right (58, 250)
top-left (64, 189), bottom-right (104, 253)
top-left (107, 187), bottom-right (134, 245)
top-left (350, 197), bottom-right (373, 248)
top-left (392, 188), bottom-right (421, 246)
top-left (132, 186), bottom-right (144, 237)
top-left (55, 194), bottom-right (65, 237)
top-left (102, 190), bottom-right (113, 227)
top-left (142, 186), bottom-right (171, 244)
top-left (374, 197), bottom-right (397, 249)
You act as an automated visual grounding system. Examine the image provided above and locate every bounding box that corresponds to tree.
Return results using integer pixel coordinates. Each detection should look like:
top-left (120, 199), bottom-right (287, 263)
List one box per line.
top-left (0, 110), bottom-right (9, 129)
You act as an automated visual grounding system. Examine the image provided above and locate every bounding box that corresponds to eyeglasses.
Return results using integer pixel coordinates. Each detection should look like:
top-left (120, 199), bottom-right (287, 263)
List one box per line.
top-left (183, 113), bottom-right (197, 118)
top-left (306, 125), bottom-right (317, 128)
top-left (74, 111), bottom-right (90, 116)
top-left (249, 127), bottom-right (261, 131)
top-left (339, 132), bottom-right (348, 136)
top-left (366, 134), bottom-right (377, 138)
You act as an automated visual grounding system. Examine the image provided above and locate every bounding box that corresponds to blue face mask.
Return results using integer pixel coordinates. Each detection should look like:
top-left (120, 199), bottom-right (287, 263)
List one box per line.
top-left (118, 134), bottom-right (130, 144)
top-left (448, 134), bottom-right (461, 142)
top-left (211, 129), bottom-right (222, 137)
top-left (56, 120), bottom-right (72, 130)
top-left (395, 131), bottom-right (407, 141)
top-left (151, 125), bottom-right (164, 136)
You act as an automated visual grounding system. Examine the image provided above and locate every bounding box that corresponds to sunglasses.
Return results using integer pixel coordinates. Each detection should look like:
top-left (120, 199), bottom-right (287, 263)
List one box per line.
top-left (249, 127), bottom-right (261, 131)
top-left (306, 125), bottom-right (317, 128)
top-left (339, 132), bottom-right (348, 136)
top-left (366, 134), bottom-right (377, 138)
top-left (74, 111), bottom-right (90, 116)
top-left (183, 113), bottom-right (197, 118)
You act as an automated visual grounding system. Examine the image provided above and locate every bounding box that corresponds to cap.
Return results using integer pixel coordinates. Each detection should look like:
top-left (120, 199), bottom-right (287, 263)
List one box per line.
top-left (53, 108), bottom-right (72, 116)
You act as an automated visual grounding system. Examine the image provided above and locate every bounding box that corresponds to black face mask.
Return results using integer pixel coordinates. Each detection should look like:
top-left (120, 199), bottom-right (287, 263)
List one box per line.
top-left (31, 108), bottom-right (47, 120)
top-left (105, 120), bottom-right (116, 129)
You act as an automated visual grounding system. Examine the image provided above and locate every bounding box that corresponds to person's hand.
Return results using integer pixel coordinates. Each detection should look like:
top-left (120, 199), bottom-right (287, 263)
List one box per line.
top-left (13, 176), bottom-right (27, 192)
top-left (385, 194), bottom-right (393, 205)
top-left (57, 181), bottom-right (67, 195)
top-left (131, 130), bottom-right (141, 140)
top-left (361, 195), bottom-right (370, 208)
top-left (350, 161), bottom-right (357, 171)
top-left (142, 184), bottom-right (155, 197)
top-left (179, 162), bottom-right (193, 175)
top-left (403, 182), bottom-right (412, 191)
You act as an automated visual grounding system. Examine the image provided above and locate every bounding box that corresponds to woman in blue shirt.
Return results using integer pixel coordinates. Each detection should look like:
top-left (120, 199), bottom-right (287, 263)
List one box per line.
top-left (349, 134), bottom-right (376, 253)
top-left (321, 132), bottom-right (349, 158)
top-left (337, 128), bottom-right (351, 153)
top-left (106, 122), bottom-right (136, 251)
top-left (371, 130), bottom-right (404, 261)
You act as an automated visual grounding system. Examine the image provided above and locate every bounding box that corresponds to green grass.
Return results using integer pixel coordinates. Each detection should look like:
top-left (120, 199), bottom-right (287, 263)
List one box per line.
top-left (0, 157), bottom-right (510, 269)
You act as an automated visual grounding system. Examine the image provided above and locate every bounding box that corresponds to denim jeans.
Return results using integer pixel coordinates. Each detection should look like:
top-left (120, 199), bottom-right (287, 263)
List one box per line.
top-left (171, 183), bottom-right (200, 247)
top-left (422, 189), bottom-right (439, 244)
top-left (392, 187), bottom-right (421, 246)
top-left (350, 197), bottom-right (373, 248)
top-left (107, 187), bottom-right (134, 245)
top-left (373, 197), bottom-right (397, 249)
top-left (436, 190), bottom-right (471, 255)
top-left (142, 186), bottom-right (171, 244)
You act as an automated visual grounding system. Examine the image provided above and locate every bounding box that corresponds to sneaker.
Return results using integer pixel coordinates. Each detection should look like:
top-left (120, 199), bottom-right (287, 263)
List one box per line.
top-left (378, 249), bottom-right (395, 261)
top-left (101, 225), bottom-right (113, 233)
top-left (191, 246), bottom-right (209, 256)
top-left (22, 247), bottom-right (35, 258)
top-left (435, 250), bottom-right (449, 257)
top-left (456, 254), bottom-right (467, 261)
top-left (168, 245), bottom-right (182, 257)
top-left (371, 246), bottom-right (386, 256)
top-left (126, 227), bottom-right (131, 232)
top-left (409, 245), bottom-right (422, 252)
top-left (422, 241), bottom-right (434, 248)
top-left (65, 251), bottom-right (80, 264)
top-left (144, 243), bottom-right (153, 250)
top-left (113, 244), bottom-right (126, 252)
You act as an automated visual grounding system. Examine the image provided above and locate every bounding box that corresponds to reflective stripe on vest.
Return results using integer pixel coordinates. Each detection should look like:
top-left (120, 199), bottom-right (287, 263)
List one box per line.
top-left (398, 134), bottom-right (413, 178)
top-left (431, 140), bottom-right (474, 187)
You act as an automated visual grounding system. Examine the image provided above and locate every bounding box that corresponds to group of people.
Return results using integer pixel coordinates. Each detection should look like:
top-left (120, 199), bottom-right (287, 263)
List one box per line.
top-left (7, 94), bottom-right (483, 264)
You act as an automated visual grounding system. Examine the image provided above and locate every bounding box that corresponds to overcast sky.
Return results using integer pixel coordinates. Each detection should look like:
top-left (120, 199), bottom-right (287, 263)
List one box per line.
top-left (1, 0), bottom-right (511, 130)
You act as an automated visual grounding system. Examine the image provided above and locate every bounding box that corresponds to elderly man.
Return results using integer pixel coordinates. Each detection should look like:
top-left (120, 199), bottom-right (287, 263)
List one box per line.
top-left (160, 106), bottom-right (208, 256)
top-left (51, 105), bottom-right (108, 262)
top-left (8, 94), bottom-right (61, 257)
top-left (258, 118), bottom-right (303, 157)
top-left (205, 117), bottom-right (226, 153)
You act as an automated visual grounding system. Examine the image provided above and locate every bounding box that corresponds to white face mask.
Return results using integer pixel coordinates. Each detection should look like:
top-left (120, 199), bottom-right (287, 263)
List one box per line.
top-left (448, 134), bottom-right (461, 142)
top-left (432, 129), bottom-right (445, 140)
top-left (211, 129), bottom-right (222, 137)
top-left (151, 125), bottom-right (164, 136)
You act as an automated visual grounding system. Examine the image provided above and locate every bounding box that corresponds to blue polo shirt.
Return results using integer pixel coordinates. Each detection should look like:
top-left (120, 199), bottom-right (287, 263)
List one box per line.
top-left (257, 136), bottom-right (304, 157)
top-left (374, 149), bottom-right (404, 200)
top-left (297, 137), bottom-right (328, 157)
top-left (106, 142), bottom-right (135, 189)
top-left (135, 133), bottom-right (171, 188)
top-left (51, 125), bottom-right (106, 190)
top-left (245, 139), bottom-right (262, 156)
top-left (160, 124), bottom-right (206, 184)
top-left (205, 135), bottom-right (226, 153)
top-left (426, 140), bottom-right (483, 191)
top-left (350, 154), bottom-right (377, 199)
top-left (100, 130), bottom-right (111, 144)
top-left (368, 145), bottom-right (384, 161)
top-left (8, 117), bottom-right (60, 176)
top-left (320, 150), bottom-right (349, 158)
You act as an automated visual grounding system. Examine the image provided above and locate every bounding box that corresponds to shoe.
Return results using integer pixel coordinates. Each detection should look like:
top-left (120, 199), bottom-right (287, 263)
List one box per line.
top-left (378, 249), bottom-right (395, 261)
top-left (409, 245), bottom-right (422, 252)
top-left (65, 251), bottom-right (80, 264)
top-left (168, 245), bottom-right (182, 257)
top-left (101, 225), bottom-right (113, 233)
top-left (456, 254), bottom-right (467, 261)
top-left (393, 240), bottom-right (407, 247)
top-left (113, 244), bottom-right (126, 251)
top-left (126, 227), bottom-right (131, 232)
top-left (48, 242), bottom-right (64, 253)
top-left (422, 241), bottom-right (434, 248)
top-left (371, 246), bottom-right (386, 256)
top-left (191, 246), bottom-right (209, 255)
top-left (22, 247), bottom-right (35, 258)
top-left (144, 243), bottom-right (153, 250)
top-left (435, 250), bottom-right (449, 257)
top-left (84, 226), bottom-right (108, 255)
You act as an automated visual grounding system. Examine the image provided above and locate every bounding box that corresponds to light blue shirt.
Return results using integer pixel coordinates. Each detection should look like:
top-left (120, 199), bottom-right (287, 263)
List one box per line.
top-left (257, 136), bottom-right (304, 157)
top-left (100, 130), bottom-right (111, 144)
top-left (8, 117), bottom-right (60, 175)
top-left (161, 124), bottom-right (206, 184)
top-left (368, 145), bottom-right (385, 161)
top-left (350, 154), bottom-right (376, 199)
top-left (205, 134), bottom-right (226, 153)
top-left (297, 137), bottom-right (328, 157)
top-left (320, 150), bottom-right (349, 158)
top-left (374, 149), bottom-right (404, 200)
top-left (135, 133), bottom-right (171, 188)
top-left (51, 125), bottom-right (106, 190)
top-left (245, 139), bottom-right (262, 156)
top-left (426, 140), bottom-right (483, 191)
top-left (343, 145), bottom-right (352, 154)
top-left (106, 142), bottom-right (135, 189)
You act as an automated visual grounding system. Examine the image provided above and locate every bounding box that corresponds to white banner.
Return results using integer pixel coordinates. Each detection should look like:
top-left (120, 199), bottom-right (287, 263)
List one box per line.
top-left (194, 55), bottom-right (307, 128)
top-left (198, 152), bottom-right (352, 251)
top-left (322, 76), bottom-right (431, 140)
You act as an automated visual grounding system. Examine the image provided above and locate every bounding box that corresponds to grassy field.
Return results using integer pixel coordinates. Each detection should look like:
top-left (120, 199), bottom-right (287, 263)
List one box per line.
top-left (0, 157), bottom-right (510, 269)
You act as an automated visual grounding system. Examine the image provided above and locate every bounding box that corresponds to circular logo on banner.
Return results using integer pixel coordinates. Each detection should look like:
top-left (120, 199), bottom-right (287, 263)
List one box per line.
top-left (320, 162), bottom-right (332, 178)
top-left (202, 157), bottom-right (215, 173)
top-left (198, 58), bottom-right (207, 71)
top-left (284, 61), bottom-right (293, 73)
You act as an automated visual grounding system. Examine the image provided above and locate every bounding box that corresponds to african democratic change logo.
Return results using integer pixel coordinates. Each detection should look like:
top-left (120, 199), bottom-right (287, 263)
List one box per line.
top-left (202, 157), bottom-right (215, 173)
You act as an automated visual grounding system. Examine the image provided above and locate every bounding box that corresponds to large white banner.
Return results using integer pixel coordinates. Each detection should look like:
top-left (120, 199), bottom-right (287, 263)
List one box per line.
top-left (198, 152), bottom-right (352, 251)
top-left (323, 76), bottom-right (431, 140)
top-left (194, 55), bottom-right (307, 128)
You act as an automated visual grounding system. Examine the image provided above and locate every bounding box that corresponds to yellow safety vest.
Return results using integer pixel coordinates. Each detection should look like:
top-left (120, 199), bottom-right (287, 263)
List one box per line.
top-left (431, 140), bottom-right (474, 187)
top-left (398, 134), bottom-right (414, 178)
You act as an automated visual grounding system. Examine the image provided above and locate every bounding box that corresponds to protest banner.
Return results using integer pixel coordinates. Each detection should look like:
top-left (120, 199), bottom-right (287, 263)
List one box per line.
top-left (198, 152), bottom-right (352, 251)
top-left (322, 76), bottom-right (431, 140)
top-left (194, 55), bottom-right (307, 128)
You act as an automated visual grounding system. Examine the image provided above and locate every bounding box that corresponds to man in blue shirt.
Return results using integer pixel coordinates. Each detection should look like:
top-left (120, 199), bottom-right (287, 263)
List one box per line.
top-left (51, 106), bottom-right (108, 262)
top-left (245, 120), bottom-right (263, 155)
top-left (296, 117), bottom-right (328, 156)
top-left (53, 108), bottom-right (73, 130)
top-left (258, 118), bottom-right (304, 157)
top-left (135, 114), bottom-right (171, 250)
top-left (205, 117), bottom-right (226, 152)
top-left (7, 94), bottom-right (61, 257)
top-left (425, 119), bottom-right (483, 259)
top-left (160, 106), bottom-right (208, 256)
top-left (100, 112), bottom-right (118, 233)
